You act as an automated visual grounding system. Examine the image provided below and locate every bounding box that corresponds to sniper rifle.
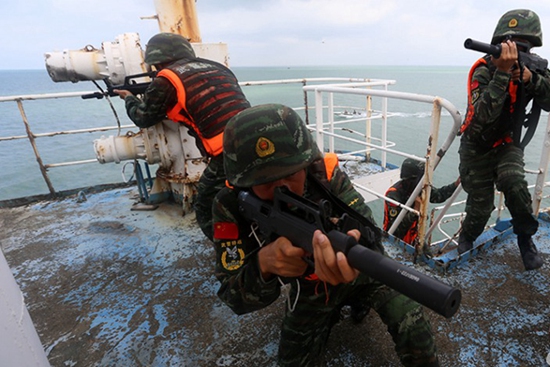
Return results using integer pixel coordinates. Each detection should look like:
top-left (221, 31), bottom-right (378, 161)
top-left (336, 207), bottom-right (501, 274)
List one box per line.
top-left (238, 186), bottom-right (462, 318)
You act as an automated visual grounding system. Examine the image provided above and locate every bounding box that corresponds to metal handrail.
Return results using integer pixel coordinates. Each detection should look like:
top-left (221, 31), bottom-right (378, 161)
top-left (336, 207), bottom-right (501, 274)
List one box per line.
top-left (304, 83), bottom-right (463, 252)
top-left (0, 91), bottom-right (133, 196)
top-left (0, 78), bottom-right (397, 198)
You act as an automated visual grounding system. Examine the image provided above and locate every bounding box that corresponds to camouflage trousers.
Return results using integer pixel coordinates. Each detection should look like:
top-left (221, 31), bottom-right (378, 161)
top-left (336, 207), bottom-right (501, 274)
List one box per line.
top-left (194, 154), bottom-right (226, 241)
top-left (459, 143), bottom-right (538, 241)
top-left (278, 273), bottom-right (438, 366)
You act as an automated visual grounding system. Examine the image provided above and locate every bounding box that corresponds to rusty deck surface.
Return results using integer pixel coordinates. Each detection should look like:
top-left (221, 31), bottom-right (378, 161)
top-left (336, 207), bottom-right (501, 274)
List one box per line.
top-left (1, 186), bottom-right (549, 366)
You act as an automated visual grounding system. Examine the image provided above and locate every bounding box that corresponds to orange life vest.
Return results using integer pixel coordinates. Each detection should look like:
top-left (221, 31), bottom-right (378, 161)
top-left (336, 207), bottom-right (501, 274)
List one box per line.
top-left (460, 56), bottom-right (516, 147)
top-left (158, 61), bottom-right (250, 157)
top-left (323, 152), bottom-right (338, 182)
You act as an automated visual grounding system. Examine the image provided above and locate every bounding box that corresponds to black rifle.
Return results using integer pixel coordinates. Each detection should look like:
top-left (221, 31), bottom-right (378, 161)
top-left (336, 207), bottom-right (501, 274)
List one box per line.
top-left (464, 38), bottom-right (546, 148)
top-left (464, 38), bottom-right (548, 74)
top-left (81, 71), bottom-right (157, 100)
top-left (238, 187), bottom-right (462, 318)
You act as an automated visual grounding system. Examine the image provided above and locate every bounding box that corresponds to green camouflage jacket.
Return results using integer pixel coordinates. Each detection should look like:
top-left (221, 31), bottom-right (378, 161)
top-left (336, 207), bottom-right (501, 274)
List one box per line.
top-left (461, 54), bottom-right (550, 150)
top-left (124, 77), bottom-right (177, 128)
top-left (212, 161), bottom-right (379, 315)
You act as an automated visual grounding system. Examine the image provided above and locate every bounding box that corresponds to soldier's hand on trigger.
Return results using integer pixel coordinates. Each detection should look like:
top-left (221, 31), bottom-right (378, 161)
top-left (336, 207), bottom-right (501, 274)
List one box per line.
top-left (113, 89), bottom-right (134, 100)
top-left (511, 63), bottom-right (533, 84)
top-left (312, 229), bottom-right (360, 286)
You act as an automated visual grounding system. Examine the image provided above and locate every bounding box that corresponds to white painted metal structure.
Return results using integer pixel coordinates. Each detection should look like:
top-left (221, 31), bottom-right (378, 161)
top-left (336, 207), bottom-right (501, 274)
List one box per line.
top-left (45, 33), bottom-right (149, 85)
top-left (0, 251), bottom-right (50, 367)
top-left (42, 0), bottom-right (231, 212)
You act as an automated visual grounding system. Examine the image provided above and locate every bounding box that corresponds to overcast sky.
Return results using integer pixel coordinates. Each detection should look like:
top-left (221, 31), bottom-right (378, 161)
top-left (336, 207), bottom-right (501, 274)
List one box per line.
top-left (2, 0), bottom-right (550, 70)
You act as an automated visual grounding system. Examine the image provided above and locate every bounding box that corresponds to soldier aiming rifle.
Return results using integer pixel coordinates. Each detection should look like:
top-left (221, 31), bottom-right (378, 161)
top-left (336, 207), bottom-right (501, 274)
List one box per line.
top-left (458, 9), bottom-right (550, 271)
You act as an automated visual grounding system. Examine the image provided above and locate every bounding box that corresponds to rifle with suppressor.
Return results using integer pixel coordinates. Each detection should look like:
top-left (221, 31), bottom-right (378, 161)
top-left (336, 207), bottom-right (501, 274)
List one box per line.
top-left (464, 38), bottom-right (548, 73)
top-left (238, 186), bottom-right (462, 318)
top-left (464, 38), bottom-right (548, 148)
top-left (82, 71), bottom-right (157, 100)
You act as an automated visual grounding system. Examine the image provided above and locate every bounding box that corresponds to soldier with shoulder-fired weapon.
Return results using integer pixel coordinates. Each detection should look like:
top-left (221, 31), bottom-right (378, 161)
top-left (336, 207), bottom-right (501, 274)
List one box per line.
top-left (459, 9), bottom-right (550, 271)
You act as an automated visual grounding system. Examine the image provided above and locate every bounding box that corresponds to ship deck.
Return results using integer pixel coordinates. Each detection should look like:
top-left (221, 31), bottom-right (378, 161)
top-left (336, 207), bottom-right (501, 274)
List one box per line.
top-left (1, 185), bottom-right (548, 366)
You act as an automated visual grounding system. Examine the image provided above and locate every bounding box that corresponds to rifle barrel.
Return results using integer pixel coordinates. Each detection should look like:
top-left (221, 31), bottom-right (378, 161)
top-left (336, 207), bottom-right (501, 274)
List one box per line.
top-left (344, 240), bottom-right (461, 318)
top-left (464, 38), bottom-right (501, 58)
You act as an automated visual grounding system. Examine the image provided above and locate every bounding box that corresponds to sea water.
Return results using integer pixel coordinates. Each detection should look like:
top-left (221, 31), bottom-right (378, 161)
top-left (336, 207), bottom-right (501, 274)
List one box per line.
top-left (1, 66), bottom-right (548, 221)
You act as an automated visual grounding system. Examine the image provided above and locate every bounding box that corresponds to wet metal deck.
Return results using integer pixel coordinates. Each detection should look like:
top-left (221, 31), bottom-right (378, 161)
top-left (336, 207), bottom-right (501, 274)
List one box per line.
top-left (0, 187), bottom-right (549, 366)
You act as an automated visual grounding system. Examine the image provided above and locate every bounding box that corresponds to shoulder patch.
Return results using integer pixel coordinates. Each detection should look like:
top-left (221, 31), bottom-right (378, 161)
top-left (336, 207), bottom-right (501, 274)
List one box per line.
top-left (471, 87), bottom-right (481, 104)
top-left (221, 240), bottom-right (245, 271)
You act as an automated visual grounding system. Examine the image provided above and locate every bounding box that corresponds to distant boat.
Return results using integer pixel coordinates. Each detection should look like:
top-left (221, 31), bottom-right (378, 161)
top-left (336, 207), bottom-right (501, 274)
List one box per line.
top-left (335, 109), bottom-right (368, 118)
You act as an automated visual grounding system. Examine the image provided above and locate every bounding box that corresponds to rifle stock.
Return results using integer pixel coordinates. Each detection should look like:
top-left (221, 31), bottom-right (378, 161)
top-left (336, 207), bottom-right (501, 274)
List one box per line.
top-left (238, 187), bottom-right (461, 318)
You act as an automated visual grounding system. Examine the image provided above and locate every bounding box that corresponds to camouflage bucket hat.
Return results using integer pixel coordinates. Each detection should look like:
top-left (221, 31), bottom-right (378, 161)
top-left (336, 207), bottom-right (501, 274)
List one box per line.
top-left (491, 9), bottom-right (542, 47)
top-left (144, 33), bottom-right (196, 65)
top-left (400, 158), bottom-right (425, 180)
top-left (224, 104), bottom-right (322, 187)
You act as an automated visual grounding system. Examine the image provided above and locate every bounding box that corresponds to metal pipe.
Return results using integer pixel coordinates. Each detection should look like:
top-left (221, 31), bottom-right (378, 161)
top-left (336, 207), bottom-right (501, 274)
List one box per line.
top-left (17, 100), bottom-right (56, 196)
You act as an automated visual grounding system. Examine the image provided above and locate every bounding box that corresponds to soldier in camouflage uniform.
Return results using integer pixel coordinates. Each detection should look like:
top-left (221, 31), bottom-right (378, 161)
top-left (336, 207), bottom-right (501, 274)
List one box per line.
top-left (212, 104), bottom-right (439, 366)
top-left (383, 158), bottom-right (459, 244)
top-left (114, 33), bottom-right (250, 241)
top-left (458, 9), bottom-right (550, 270)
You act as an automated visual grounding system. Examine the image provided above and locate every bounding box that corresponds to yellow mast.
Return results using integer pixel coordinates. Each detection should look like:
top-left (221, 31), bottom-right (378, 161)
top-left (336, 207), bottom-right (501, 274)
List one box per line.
top-left (154, 0), bottom-right (202, 42)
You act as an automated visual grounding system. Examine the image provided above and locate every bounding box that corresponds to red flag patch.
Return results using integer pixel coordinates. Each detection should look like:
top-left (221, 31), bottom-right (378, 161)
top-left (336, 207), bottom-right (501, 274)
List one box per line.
top-left (214, 222), bottom-right (239, 239)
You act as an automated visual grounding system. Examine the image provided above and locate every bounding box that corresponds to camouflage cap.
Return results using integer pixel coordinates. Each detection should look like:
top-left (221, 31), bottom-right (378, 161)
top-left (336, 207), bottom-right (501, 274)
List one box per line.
top-left (400, 158), bottom-right (425, 180)
top-left (144, 33), bottom-right (196, 65)
top-left (491, 9), bottom-right (542, 47)
top-left (223, 104), bottom-right (322, 187)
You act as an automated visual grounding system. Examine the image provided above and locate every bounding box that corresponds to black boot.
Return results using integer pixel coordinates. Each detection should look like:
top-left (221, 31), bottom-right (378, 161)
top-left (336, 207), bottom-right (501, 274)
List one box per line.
top-left (517, 235), bottom-right (543, 271)
top-left (457, 232), bottom-right (473, 254)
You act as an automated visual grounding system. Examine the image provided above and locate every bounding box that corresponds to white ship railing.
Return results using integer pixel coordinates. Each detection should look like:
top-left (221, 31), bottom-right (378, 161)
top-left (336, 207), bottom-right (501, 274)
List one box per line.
top-left (303, 83), bottom-right (550, 258)
top-left (0, 91), bottom-right (136, 197)
top-left (0, 78), bottom-right (396, 199)
top-left (303, 82), bottom-right (464, 253)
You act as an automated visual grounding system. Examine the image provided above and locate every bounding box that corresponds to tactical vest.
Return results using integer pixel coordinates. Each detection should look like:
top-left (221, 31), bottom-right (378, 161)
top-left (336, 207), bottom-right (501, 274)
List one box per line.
top-left (158, 59), bottom-right (250, 157)
top-left (460, 56), bottom-right (517, 148)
